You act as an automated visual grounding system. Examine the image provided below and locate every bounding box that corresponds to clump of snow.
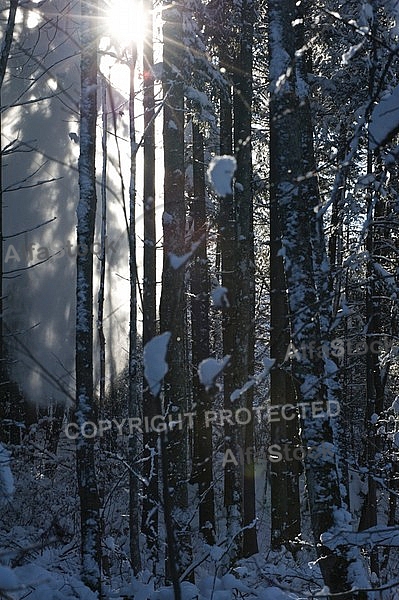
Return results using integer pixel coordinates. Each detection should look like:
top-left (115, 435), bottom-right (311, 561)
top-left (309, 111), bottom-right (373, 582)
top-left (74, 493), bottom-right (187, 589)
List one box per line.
top-left (209, 544), bottom-right (225, 561)
top-left (197, 574), bottom-right (253, 600)
top-left (220, 574), bottom-right (252, 594)
top-left (198, 356), bottom-right (230, 390)
top-left (0, 443), bottom-right (14, 508)
top-left (0, 565), bottom-right (19, 591)
top-left (143, 332), bottom-right (171, 397)
top-left (261, 357), bottom-right (276, 375)
top-left (184, 86), bottom-right (215, 122)
top-left (341, 41), bottom-right (364, 65)
top-left (230, 379), bottom-right (255, 402)
top-left (256, 587), bottom-right (293, 600)
top-left (162, 212), bottom-right (173, 225)
top-left (207, 155), bottom-right (237, 197)
top-left (185, 86), bottom-right (209, 107)
top-left (361, 2), bottom-right (374, 23)
top-left (169, 251), bottom-right (192, 270)
top-left (315, 587), bottom-right (331, 598)
top-left (231, 357), bottom-right (275, 401)
top-left (390, 396), bottom-right (399, 414)
top-left (211, 285), bottom-right (230, 308)
top-left (369, 85), bottom-right (399, 149)
top-left (13, 563), bottom-right (98, 599)
top-left (118, 577), bottom-right (155, 600)
top-left (324, 357), bottom-right (338, 375)
top-left (169, 240), bottom-right (201, 270)
top-left (152, 581), bottom-right (198, 600)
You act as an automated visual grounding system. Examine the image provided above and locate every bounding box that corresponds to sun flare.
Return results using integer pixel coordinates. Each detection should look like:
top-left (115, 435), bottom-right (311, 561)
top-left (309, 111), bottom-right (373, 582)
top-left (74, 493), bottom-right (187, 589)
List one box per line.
top-left (105, 0), bottom-right (145, 48)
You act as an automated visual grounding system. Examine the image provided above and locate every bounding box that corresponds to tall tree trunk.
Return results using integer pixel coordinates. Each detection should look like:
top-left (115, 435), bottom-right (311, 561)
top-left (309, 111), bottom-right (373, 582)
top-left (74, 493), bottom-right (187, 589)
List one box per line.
top-left (269, 149), bottom-right (301, 551)
top-left (268, 0), bottom-right (369, 595)
top-left (328, 125), bottom-right (347, 319)
top-left (98, 77), bottom-right (107, 421)
top-left (215, 15), bottom-right (245, 558)
top-left (128, 41), bottom-right (141, 575)
top-left (233, 0), bottom-right (258, 557)
top-left (0, 0), bottom-right (19, 437)
top-left (141, 0), bottom-right (159, 572)
top-left (219, 72), bottom-right (243, 560)
top-left (326, 125), bottom-right (351, 503)
top-left (358, 29), bottom-right (384, 578)
top-left (0, 90), bottom-right (4, 398)
top-left (160, 0), bottom-right (191, 578)
top-left (294, 16), bottom-right (330, 340)
top-left (75, 0), bottom-right (101, 590)
top-left (190, 121), bottom-right (215, 545)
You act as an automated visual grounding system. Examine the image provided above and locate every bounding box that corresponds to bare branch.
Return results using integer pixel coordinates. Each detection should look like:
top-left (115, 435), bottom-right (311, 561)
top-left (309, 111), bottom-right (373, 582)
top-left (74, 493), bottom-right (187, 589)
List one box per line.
top-left (3, 250), bottom-right (63, 274)
top-left (3, 176), bottom-right (62, 193)
top-left (3, 217), bottom-right (56, 239)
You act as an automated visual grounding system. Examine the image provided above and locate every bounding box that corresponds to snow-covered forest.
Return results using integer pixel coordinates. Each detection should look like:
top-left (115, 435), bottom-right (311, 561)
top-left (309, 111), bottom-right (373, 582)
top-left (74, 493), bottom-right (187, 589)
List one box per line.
top-left (1, 0), bottom-right (399, 597)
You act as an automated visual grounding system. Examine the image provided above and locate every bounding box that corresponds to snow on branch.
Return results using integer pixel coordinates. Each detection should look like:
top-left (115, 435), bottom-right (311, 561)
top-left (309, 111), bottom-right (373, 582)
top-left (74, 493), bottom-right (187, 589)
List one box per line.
top-left (211, 285), bottom-right (230, 308)
top-left (207, 155), bottom-right (237, 197)
top-left (143, 332), bottom-right (172, 397)
top-left (230, 357), bottom-right (275, 402)
top-left (198, 356), bottom-right (230, 390)
top-left (169, 239), bottom-right (202, 270)
top-left (369, 85), bottom-right (399, 149)
top-left (322, 522), bottom-right (399, 551)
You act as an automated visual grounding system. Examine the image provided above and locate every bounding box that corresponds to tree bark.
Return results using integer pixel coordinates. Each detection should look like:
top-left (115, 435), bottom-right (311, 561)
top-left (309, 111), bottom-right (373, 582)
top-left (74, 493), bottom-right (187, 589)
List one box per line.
top-left (128, 41), bottom-right (141, 576)
top-left (218, 70), bottom-right (243, 560)
top-left (160, 0), bottom-right (191, 578)
top-left (233, 0), bottom-right (258, 557)
top-left (75, 0), bottom-right (101, 590)
top-left (190, 121), bottom-right (215, 545)
top-left (141, 0), bottom-right (159, 572)
top-left (269, 150), bottom-right (301, 550)
top-left (98, 77), bottom-right (107, 421)
top-left (0, 0), bottom-right (19, 417)
top-left (269, 0), bottom-right (369, 595)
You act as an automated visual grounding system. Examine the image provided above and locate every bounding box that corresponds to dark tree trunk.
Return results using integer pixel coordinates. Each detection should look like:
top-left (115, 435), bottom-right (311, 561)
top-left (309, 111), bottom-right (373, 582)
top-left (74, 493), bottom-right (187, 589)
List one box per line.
top-left (98, 77), bottom-right (107, 420)
top-left (358, 35), bottom-right (385, 576)
top-left (190, 121), bottom-right (215, 545)
top-left (233, 0), bottom-right (258, 557)
top-left (160, 0), bottom-right (191, 579)
top-left (218, 65), bottom-right (243, 559)
top-left (128, 42), bottom-right (141, 576)
top-left (269, 160), bottom-right (301, 550)
top-left (75, 0), bottom-right (101, 590)
top-left (0, 0), bottom-right (19, 437)
top-left (141, 0), bottom-right (159, 572)
top-left (268, 0), bottom-right (369, 595)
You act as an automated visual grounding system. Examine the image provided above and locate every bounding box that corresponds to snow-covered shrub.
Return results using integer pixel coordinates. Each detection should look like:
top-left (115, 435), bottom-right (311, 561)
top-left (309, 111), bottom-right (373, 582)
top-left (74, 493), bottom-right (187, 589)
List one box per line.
top-left (0, 443), bottom-right (14, 508)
